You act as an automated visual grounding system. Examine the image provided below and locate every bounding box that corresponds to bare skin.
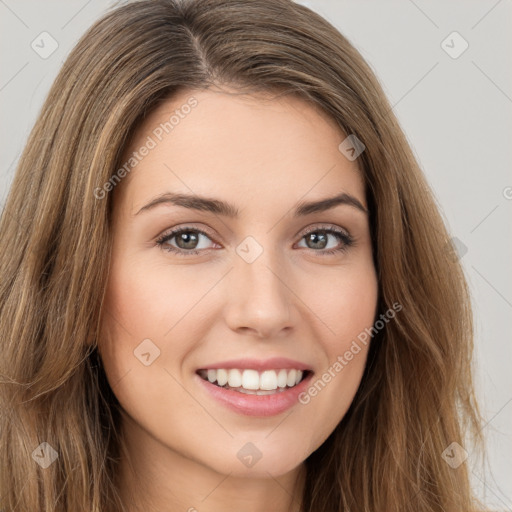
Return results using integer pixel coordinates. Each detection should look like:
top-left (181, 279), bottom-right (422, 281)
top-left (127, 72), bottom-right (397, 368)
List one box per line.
top-left (99, 85), bottom-right (378, 512)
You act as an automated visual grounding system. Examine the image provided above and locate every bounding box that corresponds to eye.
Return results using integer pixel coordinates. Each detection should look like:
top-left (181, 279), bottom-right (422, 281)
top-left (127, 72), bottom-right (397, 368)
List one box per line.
top-left (296, 224), bottom-right (355, 255)
top-left (155, 224), bottom-right (355, 257)
top-left (156, 226), bottom-right (218, 256)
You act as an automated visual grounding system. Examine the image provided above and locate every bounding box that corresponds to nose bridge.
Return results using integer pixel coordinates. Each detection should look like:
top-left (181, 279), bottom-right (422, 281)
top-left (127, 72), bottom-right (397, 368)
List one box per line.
top-left (225, 235), bottom-right (293, 336)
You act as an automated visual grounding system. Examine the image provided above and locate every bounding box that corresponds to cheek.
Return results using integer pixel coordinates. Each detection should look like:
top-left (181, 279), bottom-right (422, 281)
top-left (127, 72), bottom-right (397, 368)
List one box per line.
top-left (103, 260), bottom-right (173, 334)
top-left (98, 254), bottom-right (224, 405)
top-left (292, 261), bottom-right (378, 448)
top-left (303, 260), bottom-right (379, 346)
top-left (97, 260), bottom-right (204, 438)
top-left (103, 253), bottom-right (221, 339)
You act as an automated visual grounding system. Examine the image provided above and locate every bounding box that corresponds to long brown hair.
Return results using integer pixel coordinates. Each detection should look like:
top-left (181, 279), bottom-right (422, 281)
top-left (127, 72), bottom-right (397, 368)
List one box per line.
top-left (0, 0), bottom-right (485, 510)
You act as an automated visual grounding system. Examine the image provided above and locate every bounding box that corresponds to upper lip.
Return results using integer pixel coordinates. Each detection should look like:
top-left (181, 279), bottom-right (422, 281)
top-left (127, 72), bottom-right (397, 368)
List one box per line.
top-left (196, 357), bottom-right (313, 372)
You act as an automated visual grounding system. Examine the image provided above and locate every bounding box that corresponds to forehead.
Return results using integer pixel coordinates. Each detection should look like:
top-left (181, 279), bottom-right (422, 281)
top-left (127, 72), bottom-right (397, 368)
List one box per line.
top-left (116, 87), bottom-right (366, 214)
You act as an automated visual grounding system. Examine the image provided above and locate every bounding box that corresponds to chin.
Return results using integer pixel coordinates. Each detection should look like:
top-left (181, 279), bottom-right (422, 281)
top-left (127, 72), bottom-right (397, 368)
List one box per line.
top-left (198, 441), bottom-right (308, 479)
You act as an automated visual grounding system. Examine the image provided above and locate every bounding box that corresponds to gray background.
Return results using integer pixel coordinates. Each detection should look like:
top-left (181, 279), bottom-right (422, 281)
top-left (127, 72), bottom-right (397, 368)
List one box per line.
top-left (1, 0), bottom-right (511, 509)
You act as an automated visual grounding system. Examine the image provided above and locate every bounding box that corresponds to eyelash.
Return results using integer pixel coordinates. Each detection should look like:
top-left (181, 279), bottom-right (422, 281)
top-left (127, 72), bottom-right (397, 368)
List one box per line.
top-left (155, 224), bottom-right (355, 257)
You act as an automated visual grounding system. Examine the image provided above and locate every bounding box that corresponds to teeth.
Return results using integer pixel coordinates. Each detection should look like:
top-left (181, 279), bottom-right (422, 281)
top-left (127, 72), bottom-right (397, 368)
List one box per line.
top-left (242, 369), bottom-right (260, 390)
top-left (260, 370), bottom-right (277, 390)
top-left (216, 369), bottom-right (228, 386)
top-left (228, 369), bottom-right (242, 388)
top-left (199, 368), bottom-right (305, 392)
top-left (277, 369), bottom-right (288, 388)
top-left (287, 369), bottom-right (297, 387)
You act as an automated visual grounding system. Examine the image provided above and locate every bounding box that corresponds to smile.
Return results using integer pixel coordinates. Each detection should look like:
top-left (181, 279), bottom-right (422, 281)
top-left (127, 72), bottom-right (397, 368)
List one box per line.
top-left (197, 368), bottom-right (309, 395)
top-left (195, 365), bottom-right (314, 416)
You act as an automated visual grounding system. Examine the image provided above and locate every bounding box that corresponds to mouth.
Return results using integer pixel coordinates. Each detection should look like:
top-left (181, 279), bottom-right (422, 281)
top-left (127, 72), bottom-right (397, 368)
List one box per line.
top-left (196, 368), bottom-right (312, 395)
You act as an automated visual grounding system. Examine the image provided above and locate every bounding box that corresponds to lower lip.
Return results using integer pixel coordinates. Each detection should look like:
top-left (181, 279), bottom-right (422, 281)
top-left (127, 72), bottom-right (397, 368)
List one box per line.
top-left (195, 372), bottom-right (313, 417)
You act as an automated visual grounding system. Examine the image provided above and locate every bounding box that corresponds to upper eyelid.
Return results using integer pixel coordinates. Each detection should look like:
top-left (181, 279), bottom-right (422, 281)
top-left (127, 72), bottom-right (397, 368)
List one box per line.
top-left (158, 224), bottom-right (217, 242)
top-left (300, 224), bottom-right (350, 236)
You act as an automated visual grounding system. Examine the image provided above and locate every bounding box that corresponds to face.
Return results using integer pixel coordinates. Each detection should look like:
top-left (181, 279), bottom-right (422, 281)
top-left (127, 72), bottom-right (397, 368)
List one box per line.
top-left (99, 86), bottom-right (378, 482)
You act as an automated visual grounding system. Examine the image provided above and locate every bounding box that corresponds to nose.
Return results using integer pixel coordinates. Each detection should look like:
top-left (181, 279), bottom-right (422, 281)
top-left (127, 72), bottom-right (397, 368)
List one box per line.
top-left (223, 249), bottom-right (294, 339)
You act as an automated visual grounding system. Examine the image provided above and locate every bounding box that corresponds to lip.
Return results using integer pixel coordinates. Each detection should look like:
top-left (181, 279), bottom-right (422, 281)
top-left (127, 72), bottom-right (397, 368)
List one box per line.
top-left (196, 357), bottom-right (313, 372)
top-left (195, 368), bottom-right (314, 417)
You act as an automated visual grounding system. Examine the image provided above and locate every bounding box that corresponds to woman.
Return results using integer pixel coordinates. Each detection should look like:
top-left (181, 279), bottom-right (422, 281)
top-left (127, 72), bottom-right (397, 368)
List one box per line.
top-left (0, 0), bottom-right (485, 510)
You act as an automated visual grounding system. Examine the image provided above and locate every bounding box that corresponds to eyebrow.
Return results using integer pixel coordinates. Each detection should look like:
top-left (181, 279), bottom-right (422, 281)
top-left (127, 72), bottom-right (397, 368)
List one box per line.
top-left (135, 191), bottom-right (369, 217)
